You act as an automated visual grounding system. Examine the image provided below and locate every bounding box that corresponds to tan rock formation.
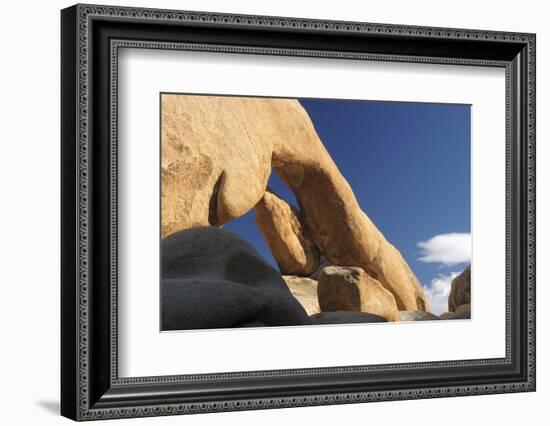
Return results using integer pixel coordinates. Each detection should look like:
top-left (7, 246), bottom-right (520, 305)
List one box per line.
top-left (254, 190), bottom-right (320, 276)
top-left (161, 95), bottom-right (274, 236)
top-left (452, 303), bottom-right (471, 319)
top-left (161, 94), bottom-right (429, 311)
top-left (317, 266), bottom-right (399, 322)
top-left (439, 303), bottom-right (471, 320)
top-left (282, 275), bottom-right (320, 316)
top-left (449, 265), bottom-right (471, 312)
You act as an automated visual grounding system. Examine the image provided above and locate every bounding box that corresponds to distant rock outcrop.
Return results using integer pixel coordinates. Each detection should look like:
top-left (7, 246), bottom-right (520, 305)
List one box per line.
top-left (448, 265), bottom-right (471, 312)
top-left (440, 303), bottom-right (471, 320)
top-left (255, 190), bottom-right (320, 276)
top-left (162, 95), bottom-right (429, 311)
top-left (451, 303), bottom-right (471, 319)
top-left (317, 266), bottom-right (399, 322)
top-left (282, 275), bottom-right (320, 316)
top-left (162, 227), bottom-right (310, 330)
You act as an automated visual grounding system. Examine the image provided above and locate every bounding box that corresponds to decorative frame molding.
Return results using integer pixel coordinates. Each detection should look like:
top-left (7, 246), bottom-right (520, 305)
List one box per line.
top-left (61, 4), bottom-right (536, 421)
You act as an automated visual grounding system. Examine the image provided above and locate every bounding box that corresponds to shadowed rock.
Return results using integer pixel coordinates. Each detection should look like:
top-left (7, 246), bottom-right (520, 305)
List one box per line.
top-left (449, 265), bottom-right (471, 312)
top-left (310, 311), bottom-right (387, 325)
top-left (161, 95), bottom-right (429, 311)
top-left (440, 303), bottom-right (471, 320)
top-left (162, 227), bottom-right (310, 330)
top-left (451, 303), bottom-right (471, 319)
top-left (310, 257), bottom-right (332, 280)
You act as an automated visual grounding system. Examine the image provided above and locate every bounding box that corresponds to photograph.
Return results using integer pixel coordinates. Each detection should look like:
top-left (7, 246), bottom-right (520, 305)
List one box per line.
top-left (57, 3), bottom-right (536, 420)
top-left (160, 94), bottom-right (472, 331)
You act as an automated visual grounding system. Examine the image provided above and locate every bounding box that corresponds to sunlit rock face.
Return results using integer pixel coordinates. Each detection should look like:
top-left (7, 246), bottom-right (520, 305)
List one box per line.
top-left (254, 189), bottom-right (320, 277)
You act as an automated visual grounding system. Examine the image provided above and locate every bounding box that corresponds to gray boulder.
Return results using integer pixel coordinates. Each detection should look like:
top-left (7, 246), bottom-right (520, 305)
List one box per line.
top-left (162, 227), bottom-right (310, 330)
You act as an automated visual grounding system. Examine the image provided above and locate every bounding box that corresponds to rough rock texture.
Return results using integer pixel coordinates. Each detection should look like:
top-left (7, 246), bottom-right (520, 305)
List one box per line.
top-left (254, 190), bottom-right (320, 276)
top-left (162, 227), bottom-right (310, 330)
top-left (161, 95), bottom-right (274, 236)
top-left (282, 276), bottom-right (320, 316)
top-left (399, 310), bottom-right (440, 322)
top-left (449, 265), bottom-right (471, 312)
top-left (162, 94), bottom-right (429, 311)
top-left (440, 304), bottom-right (471, 320)
top-left (310, 311), bottom-right (387, 324)
top-left (449, 303), bottom-right (471, 319)
top-left (310, 257), bottom-right (332, 280)
top-left (317, 266), bottom-right (399, 322)
top-left (452, 303), bottom-right (471, 319)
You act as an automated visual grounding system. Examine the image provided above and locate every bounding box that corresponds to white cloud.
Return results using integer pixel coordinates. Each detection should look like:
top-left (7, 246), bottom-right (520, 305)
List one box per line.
top-left (424, 272), bottom-right (460, 315)
top-left (417, 233), bottom-right (471, 266)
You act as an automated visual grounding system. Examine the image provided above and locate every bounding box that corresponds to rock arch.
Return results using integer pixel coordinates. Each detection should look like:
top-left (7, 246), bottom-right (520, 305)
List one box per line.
top-left (161, 94), bottom-right (430, 311)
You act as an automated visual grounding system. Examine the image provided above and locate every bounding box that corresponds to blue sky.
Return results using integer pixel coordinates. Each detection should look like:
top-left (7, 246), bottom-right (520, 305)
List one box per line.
top-left (224, 98), bottom-right (471, 314)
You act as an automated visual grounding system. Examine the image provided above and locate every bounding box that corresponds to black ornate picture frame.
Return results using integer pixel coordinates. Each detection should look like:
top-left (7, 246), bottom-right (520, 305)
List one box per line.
top-left (61, 4), bottom-right (536, 421)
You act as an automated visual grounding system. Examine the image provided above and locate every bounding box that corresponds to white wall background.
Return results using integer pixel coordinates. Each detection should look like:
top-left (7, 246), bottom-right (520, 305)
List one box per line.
top-left (0, 0), bottom-right (546, 424)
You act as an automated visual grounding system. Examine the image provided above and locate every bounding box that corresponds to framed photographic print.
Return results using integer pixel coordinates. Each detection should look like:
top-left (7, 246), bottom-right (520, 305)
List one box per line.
top-left (61, 4), bottom-right (536, 421)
